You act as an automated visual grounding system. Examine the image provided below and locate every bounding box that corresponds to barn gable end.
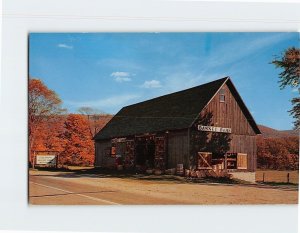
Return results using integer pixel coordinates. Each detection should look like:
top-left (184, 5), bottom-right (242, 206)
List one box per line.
top-left (192, 79), bottom-right (259, 171)
top-left (200, 81), bottom-right (257, 135)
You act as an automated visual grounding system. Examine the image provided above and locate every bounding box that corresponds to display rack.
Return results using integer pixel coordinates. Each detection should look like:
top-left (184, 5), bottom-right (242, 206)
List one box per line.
top-left (124, 140), bottom-right (135, 167)
top-left (154, 136), bottom-right (165, 169)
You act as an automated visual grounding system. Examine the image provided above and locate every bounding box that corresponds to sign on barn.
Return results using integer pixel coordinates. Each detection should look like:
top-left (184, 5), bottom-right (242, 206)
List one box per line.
top-left (197, 125), bottom-right (232, 133)
top-left (111, 138), bottom-right (126, 143)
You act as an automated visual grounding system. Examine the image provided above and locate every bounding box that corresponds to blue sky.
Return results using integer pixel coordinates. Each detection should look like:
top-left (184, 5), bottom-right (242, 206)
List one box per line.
top-left (29, 32), bottom-right (299, 130)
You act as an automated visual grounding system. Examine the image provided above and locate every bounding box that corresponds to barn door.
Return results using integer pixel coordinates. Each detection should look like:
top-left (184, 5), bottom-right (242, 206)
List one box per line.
top-left (237, 153), bottom-right (247, 169)
top-left (197, 152), bottom-right (212, 169)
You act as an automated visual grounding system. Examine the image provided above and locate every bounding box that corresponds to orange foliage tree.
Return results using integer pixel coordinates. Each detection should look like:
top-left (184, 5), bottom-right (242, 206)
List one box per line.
top-left (257, 136), bottom-right (299, 170)
top-left (32, 116), bottom-right (66, 152)
top-left (29, 79), bottom-right (113, 167)
top-left (29, 78), bottom-right (65, 163)
top-left (59, 114), bottom-right (94, 166)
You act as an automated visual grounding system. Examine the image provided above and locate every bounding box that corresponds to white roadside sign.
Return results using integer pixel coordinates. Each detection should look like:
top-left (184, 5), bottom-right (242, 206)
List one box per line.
top-left (36, 155), bottom-right (57, 165)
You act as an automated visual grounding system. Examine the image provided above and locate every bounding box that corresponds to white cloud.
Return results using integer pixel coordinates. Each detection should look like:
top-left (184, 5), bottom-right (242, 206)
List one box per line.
top-left (160, 33), bottom-right (294, 78)
top-left (203, 33), bottom-right (294, 70)
top-left (292, 88), bottom-right (299, 93)
top-left (150, 33), bottom-right (294, 95)
top-left (111, 72), bottom-right (130, 77)
top-left (141, 80), bottom-right (162, 88)
top-left (57, 43), bottom-right (73, 49)
top-left (65, 94), bottom-right (139, 109)
top-left (115, 77), bottom-right (132, 82)
top-left (111, 72), bottom-right (132, 82)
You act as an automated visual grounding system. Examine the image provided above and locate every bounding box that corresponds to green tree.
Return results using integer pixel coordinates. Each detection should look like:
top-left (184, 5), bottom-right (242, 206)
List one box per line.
top-left (272, 47), bottom-right (300, 129)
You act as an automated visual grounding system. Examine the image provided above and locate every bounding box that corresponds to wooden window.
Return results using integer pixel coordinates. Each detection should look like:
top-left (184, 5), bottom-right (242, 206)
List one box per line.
top-left (237, 153), bottom-right (247, 169)
top-left (226, 153), bottom-right (237, 169)
top-left (220, 89), bottom-right (225, 102)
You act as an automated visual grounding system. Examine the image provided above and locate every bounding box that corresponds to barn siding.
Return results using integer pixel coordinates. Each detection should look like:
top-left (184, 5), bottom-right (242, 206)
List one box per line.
top-left (230, 135), bottom-right (257, 171)
top-left (194, 82), bottom-right (258, 171)
top-left (167, 130), bottom-right (189, 168)
top-left (202, 83), bottom-right (256, 136)
top-left (95, 140), bottom-right (114, 168)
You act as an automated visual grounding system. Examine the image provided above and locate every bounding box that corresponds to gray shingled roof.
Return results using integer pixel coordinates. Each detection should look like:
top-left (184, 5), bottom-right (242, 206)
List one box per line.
top-left (93, 77), bottom-right (260, 140)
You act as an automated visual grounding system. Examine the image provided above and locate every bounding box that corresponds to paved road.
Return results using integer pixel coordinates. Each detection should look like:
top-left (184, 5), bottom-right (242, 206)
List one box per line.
top-left (29, 172), bottom-right (181, 205)
top-left (29, 170), bottom-right (298, 205)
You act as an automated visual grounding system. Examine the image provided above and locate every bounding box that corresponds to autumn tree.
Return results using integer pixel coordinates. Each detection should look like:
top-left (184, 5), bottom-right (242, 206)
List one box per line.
top-left (272, 47), bottom-right (300, 129)
top-left (257, 136), bottom-right (299, 170)
top-left (32, 116), bottom-right (66, 153)
top-left (59, 114), bottom-right (94, 166)
top-left (78, 106), bottom-right (112, 137)
top-left (257, 137), bottom-right (272, 169)
top-left (28, 78), bottom-right (65, 162)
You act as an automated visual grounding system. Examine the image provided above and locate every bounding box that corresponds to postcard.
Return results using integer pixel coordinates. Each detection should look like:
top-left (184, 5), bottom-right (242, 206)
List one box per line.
top-left (28, 32), bottom-right (299, 205)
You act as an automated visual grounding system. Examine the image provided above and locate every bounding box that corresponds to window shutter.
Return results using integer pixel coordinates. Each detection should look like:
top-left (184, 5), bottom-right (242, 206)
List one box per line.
top-left (237, 153), bottom-right (247, 169)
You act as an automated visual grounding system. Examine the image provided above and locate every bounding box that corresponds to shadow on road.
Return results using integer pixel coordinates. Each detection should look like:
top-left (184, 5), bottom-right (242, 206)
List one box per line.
top-left (30, 167), bottom-right (299, 192)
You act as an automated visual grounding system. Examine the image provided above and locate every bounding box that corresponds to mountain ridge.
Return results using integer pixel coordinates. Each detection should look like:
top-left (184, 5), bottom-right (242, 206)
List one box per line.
top-left (258, 125), bottom-right (299, 138)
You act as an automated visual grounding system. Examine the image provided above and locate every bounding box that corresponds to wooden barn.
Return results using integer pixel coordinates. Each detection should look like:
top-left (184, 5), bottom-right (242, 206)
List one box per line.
top-left (93, 77), bottom-right (261, 181)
